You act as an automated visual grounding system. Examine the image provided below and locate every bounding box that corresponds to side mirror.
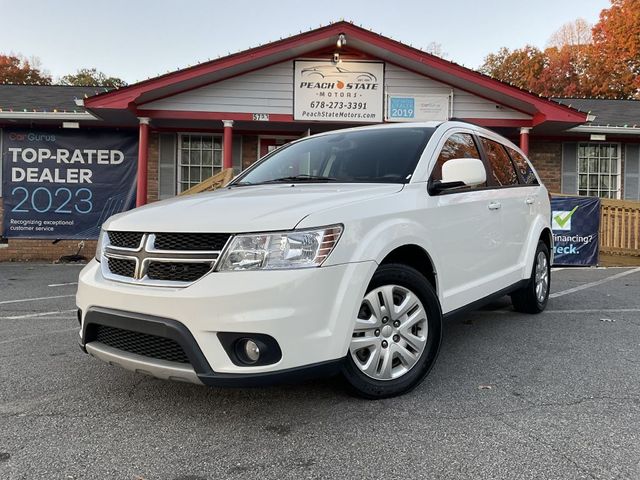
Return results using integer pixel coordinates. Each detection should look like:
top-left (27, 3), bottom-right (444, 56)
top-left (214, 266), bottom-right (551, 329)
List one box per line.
top-left (429, 158), bottom-right (487, 194)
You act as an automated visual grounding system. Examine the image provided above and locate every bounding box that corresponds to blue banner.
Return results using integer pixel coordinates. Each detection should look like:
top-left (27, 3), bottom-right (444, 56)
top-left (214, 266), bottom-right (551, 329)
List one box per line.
top-left (2, 128), bottom-right (137, 239)
top-left (551, 196), bottom-right (600, 266)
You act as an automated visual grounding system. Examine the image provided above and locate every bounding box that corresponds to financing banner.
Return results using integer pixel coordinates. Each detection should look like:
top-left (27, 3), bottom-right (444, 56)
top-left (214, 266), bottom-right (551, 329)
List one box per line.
top-left (2, 128), bottom-right (137, 239)
top-left (551, 196), bottom-right (600, 266)
top-left (294, 60), bottom-right (384, 122)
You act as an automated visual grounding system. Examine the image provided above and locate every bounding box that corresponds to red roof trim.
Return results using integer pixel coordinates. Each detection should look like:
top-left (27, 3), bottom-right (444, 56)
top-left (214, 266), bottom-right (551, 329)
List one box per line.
top-left (85, 24), bottom-right (347, 109)
top-left (138, 109), bottom-right (532, 128)
top-left (137, 109), bottom-right (294, 122)
top-left (86, 21), bottom-right (587, 124)
top-left (458, 118), bottom-right (533, 128)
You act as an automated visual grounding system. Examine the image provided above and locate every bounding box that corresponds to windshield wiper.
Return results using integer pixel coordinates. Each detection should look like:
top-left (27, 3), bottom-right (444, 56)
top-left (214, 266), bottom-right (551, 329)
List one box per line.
top-left (257, 174), bottom-right (339, 184)
top-left (228, 181), bottom-right (253, 187)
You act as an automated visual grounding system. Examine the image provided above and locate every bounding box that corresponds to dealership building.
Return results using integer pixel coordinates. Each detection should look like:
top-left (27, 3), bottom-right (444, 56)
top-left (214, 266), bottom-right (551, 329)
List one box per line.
top-left (1, 21), bottom-right (639, 261)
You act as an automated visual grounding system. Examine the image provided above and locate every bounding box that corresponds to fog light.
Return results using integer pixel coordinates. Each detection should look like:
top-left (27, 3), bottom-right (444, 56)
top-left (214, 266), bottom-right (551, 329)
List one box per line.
top-left (243, 339), bottom-right (260, 364)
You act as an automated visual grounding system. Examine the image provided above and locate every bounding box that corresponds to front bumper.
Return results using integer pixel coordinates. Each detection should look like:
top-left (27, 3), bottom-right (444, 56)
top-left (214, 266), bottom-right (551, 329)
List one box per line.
top-left (77, 259), bottom-right (376, 384)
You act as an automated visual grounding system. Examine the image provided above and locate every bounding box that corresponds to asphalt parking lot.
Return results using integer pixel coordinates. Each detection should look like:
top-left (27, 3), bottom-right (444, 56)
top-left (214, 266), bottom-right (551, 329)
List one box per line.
top-left (1, 263), bottom-right (639, 480)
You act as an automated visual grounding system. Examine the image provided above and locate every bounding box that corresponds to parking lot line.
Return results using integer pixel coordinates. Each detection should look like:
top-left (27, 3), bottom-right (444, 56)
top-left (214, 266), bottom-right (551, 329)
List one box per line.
top-left (549, 267), bottom-right (640, 299)
top-left (48, 282), bottom-right (78, 287)
top-left (0, 309), bottom-right (77, 320)
top-left (0, 294), bottom-right (75, 305)
top-left (544, 308), bottom-right (640, 313)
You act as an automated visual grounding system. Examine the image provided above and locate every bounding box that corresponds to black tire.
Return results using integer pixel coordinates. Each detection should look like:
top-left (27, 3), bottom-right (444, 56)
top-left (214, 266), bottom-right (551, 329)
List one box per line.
top-left (511, 240), bottom-right (551, 314)
top-left (341, 263), bottom-right (442, 399)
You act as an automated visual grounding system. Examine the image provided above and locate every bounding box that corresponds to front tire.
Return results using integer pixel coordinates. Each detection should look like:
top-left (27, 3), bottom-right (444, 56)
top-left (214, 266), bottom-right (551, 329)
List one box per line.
top-left (511, 240), bottom-right (551, 314)
top-left (342, 264), bottom-right (442, 399)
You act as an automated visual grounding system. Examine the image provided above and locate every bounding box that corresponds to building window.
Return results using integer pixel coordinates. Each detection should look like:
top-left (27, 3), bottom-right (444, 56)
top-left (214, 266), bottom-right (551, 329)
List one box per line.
top-left (577, 143), bottom-right (621, 198)
top-left (178, 134), bottom-right (223, 192)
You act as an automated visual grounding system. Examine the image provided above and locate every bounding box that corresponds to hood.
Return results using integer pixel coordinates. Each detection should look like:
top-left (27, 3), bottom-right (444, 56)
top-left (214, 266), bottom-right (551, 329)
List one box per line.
top-left (104, 183), bottom-right (403, 232)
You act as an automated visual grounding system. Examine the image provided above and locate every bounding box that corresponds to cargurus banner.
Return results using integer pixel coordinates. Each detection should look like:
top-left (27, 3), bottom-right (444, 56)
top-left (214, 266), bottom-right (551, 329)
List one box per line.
top-left (551, 196), bottom-right (600, 266)
top-left (2, 128), bottom-right (137, 239)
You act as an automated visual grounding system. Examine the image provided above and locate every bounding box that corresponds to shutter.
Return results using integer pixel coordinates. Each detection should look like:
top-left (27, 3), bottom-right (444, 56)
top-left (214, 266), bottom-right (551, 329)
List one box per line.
top-left (232, 135), bottom-right (243, 175)
top-left (624, 144), bottom-right (640, 201)
top-left (159, 133), bottom-right (177, 199)
top-left (561, 143), bottom-right (578, 194)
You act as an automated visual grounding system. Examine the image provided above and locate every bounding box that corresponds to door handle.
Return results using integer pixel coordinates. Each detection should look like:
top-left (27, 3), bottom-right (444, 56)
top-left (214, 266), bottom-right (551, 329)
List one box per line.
top-left (525, 198), bottom-right (535, 205)
top-left (488, 202), bottom-right (502, 210)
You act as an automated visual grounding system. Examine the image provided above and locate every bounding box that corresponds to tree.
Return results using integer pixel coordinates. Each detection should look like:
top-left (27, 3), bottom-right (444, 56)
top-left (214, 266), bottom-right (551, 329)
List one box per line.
top-left (425, 42), bottom-right (447, 58)
top-left (589, 0), bottom-right (640, 98)
top-left (547, 18), bottom-right (593, 48)
top-left (60, 68), bottom-right (127, 88)
top-left (479, 0), bottom-right (640, 99)
top-left (0, 54), bottom-right (51, 85)
top-left (479, 45), bottom-right (546, 92)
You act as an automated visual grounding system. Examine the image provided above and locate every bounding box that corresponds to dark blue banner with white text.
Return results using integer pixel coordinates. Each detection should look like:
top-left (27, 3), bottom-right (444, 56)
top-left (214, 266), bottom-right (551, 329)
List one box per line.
top-left (551, 196), bottom-right (600, 266)
top-left (2, 128), bottom-right (137, 239)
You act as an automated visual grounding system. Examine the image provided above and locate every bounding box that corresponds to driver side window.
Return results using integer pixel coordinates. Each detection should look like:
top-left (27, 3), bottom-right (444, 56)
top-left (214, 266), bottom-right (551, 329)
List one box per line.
top-left (431, 133), bottom-right (485, 187)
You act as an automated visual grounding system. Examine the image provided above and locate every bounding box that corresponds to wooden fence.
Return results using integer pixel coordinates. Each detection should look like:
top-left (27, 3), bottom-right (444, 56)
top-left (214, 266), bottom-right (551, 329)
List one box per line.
top-left (178, 168), bottom-right (234, 196)
top-left (600, 198), bottom-right (640, 256)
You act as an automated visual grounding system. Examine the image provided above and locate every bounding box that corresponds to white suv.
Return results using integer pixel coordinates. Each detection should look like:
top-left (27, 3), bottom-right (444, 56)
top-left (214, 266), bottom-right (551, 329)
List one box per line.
top-left (77, 121), bottom-right (552, 399)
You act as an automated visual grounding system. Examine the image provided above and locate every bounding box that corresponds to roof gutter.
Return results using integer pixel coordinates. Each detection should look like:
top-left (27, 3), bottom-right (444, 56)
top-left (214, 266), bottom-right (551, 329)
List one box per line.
top-left (568, 125), bottom-right (640, 135)
top-left (0, 111), bottom-right (99, 121)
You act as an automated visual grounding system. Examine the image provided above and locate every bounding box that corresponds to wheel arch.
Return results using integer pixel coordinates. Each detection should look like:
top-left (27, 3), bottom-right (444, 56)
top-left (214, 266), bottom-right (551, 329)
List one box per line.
top-left (379, 244), bottom-right (438, 296)
top-left (523, 218), bottom-right (554, 277)
top-left (540, 227), bottom-right (553, 256)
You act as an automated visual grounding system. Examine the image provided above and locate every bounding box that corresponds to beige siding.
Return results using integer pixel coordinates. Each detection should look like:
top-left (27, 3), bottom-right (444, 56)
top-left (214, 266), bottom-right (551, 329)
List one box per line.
top-left (141, 62), bottom-right (295, 114)
top-left (384, 64), bottom-right (530, 120)
top-left (141, 60), bottom-right (531, 121)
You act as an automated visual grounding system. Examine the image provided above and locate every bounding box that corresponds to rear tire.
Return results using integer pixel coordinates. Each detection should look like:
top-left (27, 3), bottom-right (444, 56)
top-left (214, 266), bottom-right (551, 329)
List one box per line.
top-left (511, 240), bottom-right (551, 314)
top-left (342, 264), bottom-right (442, 399)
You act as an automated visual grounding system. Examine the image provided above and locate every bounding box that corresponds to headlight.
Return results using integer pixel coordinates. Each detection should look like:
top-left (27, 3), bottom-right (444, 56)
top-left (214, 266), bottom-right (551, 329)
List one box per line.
top-left (95, 229), bottom-right (107, 262)
top-left (217, 225), bottom-right (343, 271)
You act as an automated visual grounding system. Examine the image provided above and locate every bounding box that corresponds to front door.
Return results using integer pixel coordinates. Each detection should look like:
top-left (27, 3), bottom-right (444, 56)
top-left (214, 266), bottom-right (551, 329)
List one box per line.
top-left (425, 130), bottom-right (500, 313)
top-left (258, 137), bottom-right (297, 160)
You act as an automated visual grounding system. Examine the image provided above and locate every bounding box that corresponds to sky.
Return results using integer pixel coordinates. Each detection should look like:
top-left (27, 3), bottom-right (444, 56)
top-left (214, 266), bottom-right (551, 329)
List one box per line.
top-left (0, 0), bottom-right (610, 84)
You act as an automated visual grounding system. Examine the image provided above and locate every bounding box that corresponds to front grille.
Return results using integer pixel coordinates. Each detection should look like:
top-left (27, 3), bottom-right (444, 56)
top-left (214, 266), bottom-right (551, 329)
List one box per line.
top-left (103, 231), bottom-right (227, 286)
top-left (154, 233), bottom-right (230, 251)
top-left (93, 325), bottom-right (190, 364)
top-left (108, 231), bottom-right (144, 249)
top-left (108, 257), bottom-right (136, 278)
top-left (147, 261), bottom-right (213, 282)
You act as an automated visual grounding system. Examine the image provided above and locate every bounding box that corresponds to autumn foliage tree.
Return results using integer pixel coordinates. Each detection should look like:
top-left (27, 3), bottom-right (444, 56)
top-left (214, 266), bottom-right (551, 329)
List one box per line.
top-left (588, 0), bottom-right (640, 98)
top-left (60, 68), bottom-right (127, 88)
top-left (480, 0), bottom-right (640, 99)
top-left (481, 46), bottom-right (546, 92)
top-left (0, 54), bottom-right (51, 85)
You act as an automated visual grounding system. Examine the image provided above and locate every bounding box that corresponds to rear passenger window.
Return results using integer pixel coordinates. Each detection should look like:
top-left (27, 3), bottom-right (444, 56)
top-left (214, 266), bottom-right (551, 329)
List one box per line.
top-left (506, 147), bottom-right (539, 185)
top-left (431, 133), bottom-right (484, 186)
top-left (480, 138), bottom-right (519, 186)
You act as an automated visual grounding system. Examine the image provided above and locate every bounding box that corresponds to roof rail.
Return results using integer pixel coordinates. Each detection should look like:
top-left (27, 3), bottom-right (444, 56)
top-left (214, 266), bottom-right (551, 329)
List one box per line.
top-left (447, 118), bottom-right (482, 127)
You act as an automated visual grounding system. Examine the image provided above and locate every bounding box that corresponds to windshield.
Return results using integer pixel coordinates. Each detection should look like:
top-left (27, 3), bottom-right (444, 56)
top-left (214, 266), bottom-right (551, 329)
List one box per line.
top-left (233, 127), bottom-right (434, 185)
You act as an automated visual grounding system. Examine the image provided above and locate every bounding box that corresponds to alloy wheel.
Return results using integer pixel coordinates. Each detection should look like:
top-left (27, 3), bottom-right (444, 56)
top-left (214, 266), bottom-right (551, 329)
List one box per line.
top-left (535, 251), bottom-right (549, 303)
top-left (350, 284), bottom-right (428, 381)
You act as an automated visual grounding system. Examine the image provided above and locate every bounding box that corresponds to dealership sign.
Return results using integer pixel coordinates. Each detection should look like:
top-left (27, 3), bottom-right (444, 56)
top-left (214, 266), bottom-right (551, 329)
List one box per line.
top-left (551, 196), bottom-right (600, 266)
top-left (2, 128), bottom-right (138, 239)
top-left (293, 60), bottom-right (384, 122)
top-left (386, 94), bottom-right (451, 122)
